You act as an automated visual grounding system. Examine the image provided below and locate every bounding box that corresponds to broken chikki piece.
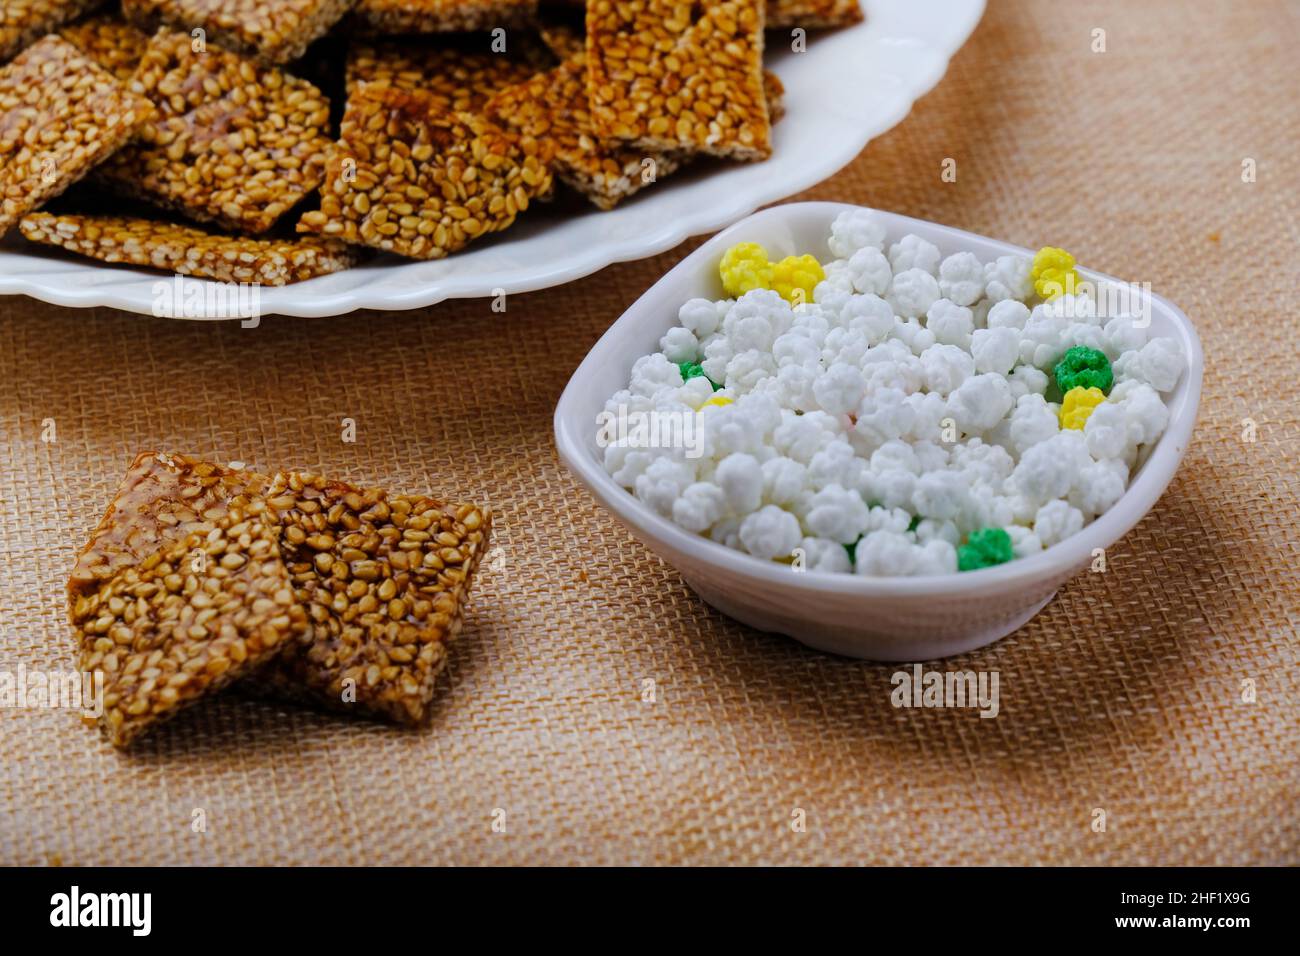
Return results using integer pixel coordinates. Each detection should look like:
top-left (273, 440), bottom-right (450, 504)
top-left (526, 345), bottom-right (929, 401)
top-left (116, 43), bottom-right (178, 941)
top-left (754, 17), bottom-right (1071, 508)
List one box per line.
top-left (59, 12), bottom-right (151, 81)
top-left (586, 0), bottom-right (771, 160)
top-left (0, 0), bottom-right (105, 63)
top-left (75, 507), bottom-right (307, 748)
top-left (345, 31), bottom-right (552, 115)
top-left (352, 0), bottom-right (537, 34)
top-left (122, 0), bottom-right (357, 65)
top-left (96, 30), bottom-right (333, 234)
top-left (766, 0), bottom-right (863, 30)
top-left (487, 52), bottom-right (785, 210)
top-left (0, 35), bottom-right (153, 238)
top-left (20, 212), bottom-right (362, 285)
top-left (297, 86), bottom-right (552, 259)
top-left (251, 471), bottom-right (492, 725)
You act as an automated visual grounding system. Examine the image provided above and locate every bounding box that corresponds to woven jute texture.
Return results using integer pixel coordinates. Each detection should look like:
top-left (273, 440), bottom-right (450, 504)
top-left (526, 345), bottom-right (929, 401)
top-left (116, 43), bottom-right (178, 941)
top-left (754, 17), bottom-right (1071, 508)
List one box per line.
top-left (1, 0), bottom-right (1297, 866)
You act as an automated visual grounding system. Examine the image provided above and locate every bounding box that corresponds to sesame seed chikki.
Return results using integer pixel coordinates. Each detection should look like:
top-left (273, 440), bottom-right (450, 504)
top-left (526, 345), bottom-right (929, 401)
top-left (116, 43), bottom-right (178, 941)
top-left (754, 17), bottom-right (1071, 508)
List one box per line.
top-left (122, 0), bottom-right (358, 65)
top-left (0, 35), bottom-right (154, 238)
top-left (95, 29), bottom-right (333, 234)
top-left (0, 0), bottom-right (105, 63)
top-left (765, 0), bottom-right (863, 30)
top-left (75, 508), bottom-right (307, 748)
top-left (20, 212), bottom-right (362, 285)
top-left (298, 85), bottom-right (553, 259)
top-left (487, 52), bottom-right (785, 209)
top-left (586, 0), bottom-right (771, 160)
top-left (250, 471), bottom-right (492, 725)
top-left (59, 12), bottom-right (151, 81)
top-left (346, 31), bottom-right (553, 115)
top-left (486, 53), bottom-right (690, 210)
top-left (69, 453), bottom-right (494, 735)
top-left (352, 0), bottom-right (538, 35)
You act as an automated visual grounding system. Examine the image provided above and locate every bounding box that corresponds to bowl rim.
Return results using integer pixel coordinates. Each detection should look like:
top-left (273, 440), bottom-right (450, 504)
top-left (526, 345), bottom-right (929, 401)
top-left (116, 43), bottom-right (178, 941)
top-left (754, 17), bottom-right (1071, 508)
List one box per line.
top-left (554, 201), bottom-right (1203, 598)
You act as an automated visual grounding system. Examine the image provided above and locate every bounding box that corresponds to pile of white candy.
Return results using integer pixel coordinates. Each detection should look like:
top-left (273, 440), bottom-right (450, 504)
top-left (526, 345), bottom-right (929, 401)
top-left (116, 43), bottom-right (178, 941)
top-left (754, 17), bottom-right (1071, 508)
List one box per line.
top-left (599, 210), bottom-right (1185, 575)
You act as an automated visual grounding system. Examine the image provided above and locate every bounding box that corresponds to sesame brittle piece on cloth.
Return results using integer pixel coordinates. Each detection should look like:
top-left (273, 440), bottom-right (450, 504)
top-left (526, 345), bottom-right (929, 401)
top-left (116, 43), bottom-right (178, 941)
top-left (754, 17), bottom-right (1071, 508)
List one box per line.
top-left (75, 507), bottom-right (307, 748)
top-left (122, 0), bottom-right (357, 65)
top-left (346, 31), bottom-right (552, 114)
top-left (20, 212), bottom-right (362, 285)
top-left (486, 52), bottom-right (785, 210)
top-left (298, 85), bottom-right (553, 259)
top-left (250, 471), bottom-right (492, 725)
top-left (352, 0), bottom-right (537, 34)
top-left (765, 0), bottom-right (862, 29)
top-left (59, 11), bottom-right (151, 80)
top-left (0, 0), bottom-right (105, 63)
top-left (68, 452), bottom-right (276, 607)
top-left (586, 0), bottom-right (771, 160)
top-left (96, 30), bottom-right (333, 235)
top-left (0, 35), bottom-right (153, 238)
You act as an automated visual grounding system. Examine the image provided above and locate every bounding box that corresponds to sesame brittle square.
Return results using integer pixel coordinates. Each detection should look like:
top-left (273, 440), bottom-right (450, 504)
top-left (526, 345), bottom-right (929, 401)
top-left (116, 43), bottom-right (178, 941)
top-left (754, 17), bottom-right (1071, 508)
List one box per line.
top-left (20, 212), bottom-right (362, 285)
top-left (75, 507), bottom-right (307, 748)
top-left (586, 0), bottom-right (771, 160)
top-left (346, 31), bottom-right (552, 115)
top-left (0, 0), bottom-right (105, 63)
top-left (253, 472), bottom-right (492, 725)
top-left (59, 12), bottom-right (151, 81)
top-left (766, 0), bottom-right (863, 29)
top-left (352, 0), bottom-right (538, 35)
top-left (0, 35), bottom-right (154, 238)
top-left (298, 86), bottom-right (553, 260)
top-left (122, 0), bottom-right (357, 65)
top-left (96, 30), bottom-right (333, 235)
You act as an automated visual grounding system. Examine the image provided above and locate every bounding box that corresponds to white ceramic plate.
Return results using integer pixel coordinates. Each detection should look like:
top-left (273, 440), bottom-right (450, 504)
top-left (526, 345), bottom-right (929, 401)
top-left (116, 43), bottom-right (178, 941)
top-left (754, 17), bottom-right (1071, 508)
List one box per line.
top-left (0, 0), bottom-right (985, 318)
top-left (554, 202), bottom-right (1203, 660)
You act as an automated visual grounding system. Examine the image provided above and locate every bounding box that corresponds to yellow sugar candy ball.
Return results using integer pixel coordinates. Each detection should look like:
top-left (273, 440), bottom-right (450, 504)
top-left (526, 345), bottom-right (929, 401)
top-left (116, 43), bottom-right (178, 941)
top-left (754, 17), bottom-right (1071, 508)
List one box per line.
top-left (701, 395), bottom-right (734, 409)
top-left (1060, 386), bottom-right (1106, 430)
top-left (768, 254), bottom-right (825, 306)
top-left (719, 242), bottom-right (772, 298)
top-left (1032, 246), bottom-right (1080, 300)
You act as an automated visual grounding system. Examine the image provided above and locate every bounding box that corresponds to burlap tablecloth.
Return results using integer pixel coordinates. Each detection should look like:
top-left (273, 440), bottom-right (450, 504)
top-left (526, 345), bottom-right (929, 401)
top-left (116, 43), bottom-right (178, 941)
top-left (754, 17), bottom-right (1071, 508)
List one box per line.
top-left (1, 0), bottom-right (1296, 866)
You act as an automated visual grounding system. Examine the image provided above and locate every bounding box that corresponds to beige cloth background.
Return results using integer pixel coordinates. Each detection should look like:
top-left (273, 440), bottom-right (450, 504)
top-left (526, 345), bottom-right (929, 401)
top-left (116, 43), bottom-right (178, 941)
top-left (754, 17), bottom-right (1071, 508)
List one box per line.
top-left (1, 0), bottom-right (1297, 865)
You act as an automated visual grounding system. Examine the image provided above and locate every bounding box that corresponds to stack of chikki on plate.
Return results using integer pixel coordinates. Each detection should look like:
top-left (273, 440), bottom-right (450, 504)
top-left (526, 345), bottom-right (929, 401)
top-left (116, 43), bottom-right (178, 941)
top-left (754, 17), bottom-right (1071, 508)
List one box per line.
top-left (5, 1), bottom-right (862, 280)
top-left (69, 452), bottom-right (492, 747)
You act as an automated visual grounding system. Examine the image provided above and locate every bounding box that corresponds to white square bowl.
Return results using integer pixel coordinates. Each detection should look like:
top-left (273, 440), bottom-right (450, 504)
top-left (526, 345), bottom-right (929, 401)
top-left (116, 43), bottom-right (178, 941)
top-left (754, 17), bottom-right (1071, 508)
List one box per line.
top-left (554, 202), bottom-right (1203, 660)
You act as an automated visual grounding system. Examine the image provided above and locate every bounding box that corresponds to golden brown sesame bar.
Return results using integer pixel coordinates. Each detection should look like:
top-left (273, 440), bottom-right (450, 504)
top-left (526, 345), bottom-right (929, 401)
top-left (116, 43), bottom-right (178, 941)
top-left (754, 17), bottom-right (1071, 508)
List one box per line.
top-left (586, 0), bottom-right (771, 160)
top-left (346, 31), bottom-right (552, 115)
top-left (487, 53), bottom-right (785, 209)
top-left (486, 53), bottom-right (687, 210)
top-left (122, 0), bottom-right (357, 65)
top-left (68, 453), bottom-right (277, 604)
top-left (0, 35), bottom-right (153, 238)
top-left (0, 0), bottom-right (105, 63)
top-left (20, 212), bottom-right (362, 285)
top-left (75, 506), bottom-right (307, 748)
top-left (95, 29), bottom-right (333, 235)
top-left (352, 0), bottom-right (537, 34)
top-left (249, 471), bottom-right (492, 725)
top-left (766, 0), bottom-right (862, 29)
top-left (59, 12), bottom-right (151, 81)
top-left (297, 85), bottom-right (553, 260)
